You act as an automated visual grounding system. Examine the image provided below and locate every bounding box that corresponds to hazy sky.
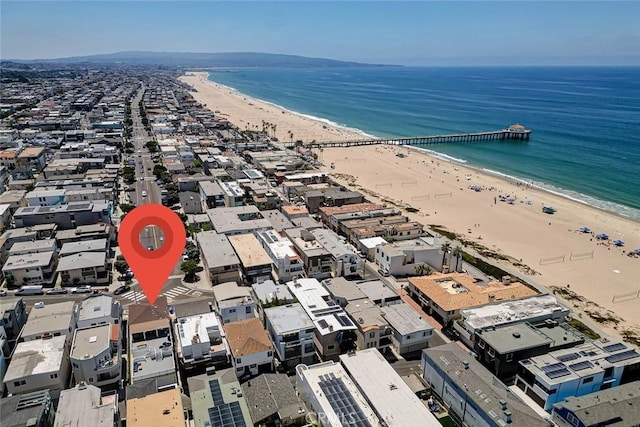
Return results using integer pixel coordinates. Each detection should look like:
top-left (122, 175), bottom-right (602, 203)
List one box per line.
top-left (2, 1), bottom-right (639, 65)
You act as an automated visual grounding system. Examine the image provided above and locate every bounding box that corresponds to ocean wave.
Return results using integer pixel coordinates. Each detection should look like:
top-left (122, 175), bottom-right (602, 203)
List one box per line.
top-left (407, 146), bottom-right (467, 164)
top-left (207, 73), bottom-right (378, 139)
top-left (479, 168), bottom-right (640, 221)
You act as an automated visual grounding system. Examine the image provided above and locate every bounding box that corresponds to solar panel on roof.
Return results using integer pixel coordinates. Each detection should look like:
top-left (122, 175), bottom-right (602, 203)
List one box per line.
top-left (546, 368), bottom-right (571, 379)
top-left (557, 353), bottom-right (580, 362)
top-left (603, 343), bottom-right (627, 353)
top-left (209, 380), bottom-right (224, 406)
top-left (318, 377), bottom-right (372, 427)
top-left (208, 401), bottom-right (246, 427)
top-left (335, 314), bottom-right (353, 327)
top-left (569, 361), bottom-right (594, 371)
top-left (541, 363), bottom-right (566, 373)
top-left (605, 349), bottom-right (639, 363)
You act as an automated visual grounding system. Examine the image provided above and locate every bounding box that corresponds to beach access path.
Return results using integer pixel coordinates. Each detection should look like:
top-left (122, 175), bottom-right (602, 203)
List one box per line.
top-left (180, 71), bottom-right (640, 342)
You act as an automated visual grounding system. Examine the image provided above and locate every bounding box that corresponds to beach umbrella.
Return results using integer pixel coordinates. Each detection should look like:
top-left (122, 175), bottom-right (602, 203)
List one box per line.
top-left (596, 233), bottom-right (609, 240)
top-left (613, 240), bottom-right (624, 247)
top-left (579, 227), bottom-right (591, 233)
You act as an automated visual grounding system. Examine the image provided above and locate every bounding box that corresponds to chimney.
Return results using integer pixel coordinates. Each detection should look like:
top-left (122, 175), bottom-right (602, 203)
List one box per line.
top-left (499, 399), bottom-right (507, 410)
top-left (503, 410), bottom-right (512, 424)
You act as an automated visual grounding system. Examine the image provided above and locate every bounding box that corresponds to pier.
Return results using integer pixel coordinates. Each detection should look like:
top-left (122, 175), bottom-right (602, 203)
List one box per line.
top-left (284, 124), bottom-right (531, 149)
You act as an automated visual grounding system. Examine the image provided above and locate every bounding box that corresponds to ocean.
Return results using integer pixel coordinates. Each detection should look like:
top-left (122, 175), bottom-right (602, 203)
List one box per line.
top-left (207, 67), bottom-right (640, 220)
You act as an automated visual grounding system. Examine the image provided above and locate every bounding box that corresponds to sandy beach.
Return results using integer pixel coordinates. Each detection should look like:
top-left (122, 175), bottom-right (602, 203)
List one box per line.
top-left (180, 71), bottom-right (640, 341)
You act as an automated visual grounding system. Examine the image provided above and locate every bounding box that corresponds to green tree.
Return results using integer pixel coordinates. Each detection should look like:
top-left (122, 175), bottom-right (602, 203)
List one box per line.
top-left (441, 242), bottom-right (451, 270)
top-left (181, 260), bottom-right (199, 282)
top-left (114, 259), bottom-right (129, 275)
top-left (153, 164), bottom-right (167, 177)
top-left (452, 246), bottom-right (464, 272)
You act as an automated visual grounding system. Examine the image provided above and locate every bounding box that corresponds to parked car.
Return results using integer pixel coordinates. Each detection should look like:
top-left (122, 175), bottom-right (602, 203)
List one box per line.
top-left (34, 301), bottom-right (45, 309)
top-left (159, 341), bottom-right (172, 349)
top-left (114, 285), bottom-right (131, 295)
top-left (0, 289), bottom-right (7, 297)
top-left (46, 288), bottom-right (68, 295)
top-left (71, 286), bottom-right (92, 294)
top-left (141, 191), bottom-right (148, 197)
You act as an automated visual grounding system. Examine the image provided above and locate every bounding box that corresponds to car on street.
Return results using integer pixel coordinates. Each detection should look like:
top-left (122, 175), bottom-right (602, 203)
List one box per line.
top-left (34, 302), bottom-right (45, 309)
top-left (0, 289), bottom-right (7, 297)
top-left (147, 246), bottom-right (154, 251)
top-left (114, 285), bottom-right (131, 295)
top-left (46, 288), bottom-right (68, 295)
top-left (159, 342), bottom-right (172, 349)
top-left (71, 286), bottom-right (92, 294)
top-left (141, 191), bottom-right (147, 197)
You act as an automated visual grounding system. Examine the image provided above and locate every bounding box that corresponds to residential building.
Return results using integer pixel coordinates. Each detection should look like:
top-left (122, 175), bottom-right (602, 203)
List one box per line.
top-left (219, 180), bottom-right (245, 207)
top-left (178, 191), bottom-right (203, 214)
top-left (252, 279), bottom-right (295, 308)
top-left (12, 201), bottom-right (112, 229)
top-left (0, 389), bottom-right (55, 427)
top-left (407, 272), bottom-right (537, 327)
top-left (422, 343), bottom-right (549, 427)
top-left (0, 297), bottom-right (28, 356)
top-left (257, 229), bottom-right (305, 282)
top-left (552, 381), bottom-right (640, 427)
top-left (76, 294), bottom-right (121, 329)
top-left (340, 349), bottom-right (441, 427)
top-left (188, 369), bottom-right (253, 427)
top-left (198, 180), bottom-right (224, 208)
top-left (265, 303), bottom-right (316, 369)
top-left (262, 209), bottom-right (294, 232)
top-left (4, 335), bottom-right (70, 399)
top-left (70, 324), bottom-right (121, 388)
top-left (212, 281), bottom-right (256, 324)
top-left (55, 223), bottom-right (114, 245)
top-left (54, 383), bottom-right (119, 427)
top-left (8, 239), bottom-right (57, 256)
top-left (127, 388), bottom-right (187, 427)
top-left (207, 205), bottom-right (271, 235)
top-left (174, 311), bottom-right (227, 369)
top-left (242, 373), bottom-right (308, 426)
top-left (515, 338), bottom-right (640, 411)
top-left (296, 361), bottom-right (379, 427)
top-left (59, 238), bottom-right (108, 257)
top-left (196, 231), bottom-right (241, 285)
top-left (318, 203), bottom-right (383, 229)
top-left (311, 228), bottom-right (363, 277)
top-left (357, 236), bottom-right (387, 261)
top-left (225, 317), bottom-right (274, 378)
top-left (380, 303), bottom-right (434, 356)
top-left (287, 278), bottom-right (358, 361)
top-left (128, 297), bottom-right (178, 392)
top-left (453, 294), bottom-right (571, 349)
top-left (0, 203), bottom-right (11, 231)
top-left (343, 214), bottom-right (425, 246)
top-left (345, 301), bottom-right (393, 352)
top-left (25, 189), bottom-right (66, 207)
top-left (284, 227), bottom-right (333, 280)
top-left (56, 251), bottom-right (109, 285)
top-left (228, 233), bottom-right (273, 284)
top-left (2, 251), bottom-right (57, 286)
top-left (19, 301), bottom-right (77, 346)
top-left (375, 237), bottom-right (452, 276)
top-left (474, 322), bottom-right (585, 381)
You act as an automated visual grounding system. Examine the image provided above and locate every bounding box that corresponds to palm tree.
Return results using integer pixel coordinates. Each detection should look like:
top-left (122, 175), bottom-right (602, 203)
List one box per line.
top-left (452, 245), bottom-right (463, 272)
top-left (441, 242), bottom-right (451, 270)
top-left (272, 124), bottom-right (277, 139)
top-left (413, 264), bottom-right (433, 276)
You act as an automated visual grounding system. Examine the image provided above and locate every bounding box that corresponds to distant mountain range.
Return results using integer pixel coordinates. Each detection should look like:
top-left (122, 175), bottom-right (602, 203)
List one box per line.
top-left (6, 51), bottom-right (394, 68)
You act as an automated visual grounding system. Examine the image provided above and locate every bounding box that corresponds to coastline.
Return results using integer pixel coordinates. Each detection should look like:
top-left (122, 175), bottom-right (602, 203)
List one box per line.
top-left (179, 71), bottom-right (640, 341)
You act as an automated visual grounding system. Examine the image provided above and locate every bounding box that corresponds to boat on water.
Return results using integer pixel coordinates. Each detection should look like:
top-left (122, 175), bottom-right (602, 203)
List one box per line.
top-left (542, 205), bottom-right (557, 214)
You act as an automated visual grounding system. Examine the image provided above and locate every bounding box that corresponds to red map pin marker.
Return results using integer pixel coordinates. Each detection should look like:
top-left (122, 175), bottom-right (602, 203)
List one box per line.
top-left (118, 204), bottom-right (186, 304)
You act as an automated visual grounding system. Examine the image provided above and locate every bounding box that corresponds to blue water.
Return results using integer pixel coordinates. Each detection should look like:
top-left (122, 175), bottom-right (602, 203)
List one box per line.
top-left (208, 67), bottom-right (640, 220)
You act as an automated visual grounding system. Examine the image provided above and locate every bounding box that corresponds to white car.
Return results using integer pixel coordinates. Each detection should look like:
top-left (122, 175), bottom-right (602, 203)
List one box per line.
top-left (141, 191), bottom-right (148, 197)
top-left (71, 286), bottom-right (92, 294)
top-left (34, 302), bottom-right (45, 309)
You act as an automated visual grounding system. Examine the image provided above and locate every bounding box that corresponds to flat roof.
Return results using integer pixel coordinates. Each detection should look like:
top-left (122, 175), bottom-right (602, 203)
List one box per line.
top-left (251, 279), bottom-right (294, 304)
top-left (423, 343), bottom-right (549, 426)
top-left (340, 349), bottom-right (440, 427)
top-left (2, 251), bottom-right (54, 270)
top-left (322, 277), bottom-right (367, 302)
top-left (71, 324), bottom-right (112, 359)
top-left (311, 228), bottom-right (354, 258)
top-left (127, 388), bottom-right (185, 427)
top-left (0, 390), bottom-right (52, 427)
top-left (261, 209), bottom-right (294, 232)
top-left (355, 279), bottom-right (399, 302)
top-left (8, 239), bottom-right (56, 254)
top-left (228, 233), bottom-right (273, 268)
top-left (196, 231), bottom-right (240, 269)
top-left (22, 300), bottom-right (76, 338)
top-left (78, 294), bottom-right (118, 323)
top-left (241, 373), bottom-right (304, 424)
top-left (224, 318), bottom-right (272, 358)
top-left (553, 381), bottom-right (640, 426)
top-left (265, 303), bottom-right (314, 335)
top-left (296, 361), bottom-right (378, 427)
top-left (59, 238), bottom-right (108, 256)
top-left (55, 384), bottom-right (116, 427)
top-left (358, 236), bottom-right (388, 249)
top-left (176, 311), bottom-right (221, 349)
top-left (131, 335), bottom-right (176, 383)
top-left (207, 206), bottom-right (272, 235)
top-left (380, 303), bottom-right (433, 336)
top-left (212, 281), bottom-right (252, 303)
top-left (4, 335), bottom-right (67, 382)
top-left (57, 251), bottom-right (106, 271)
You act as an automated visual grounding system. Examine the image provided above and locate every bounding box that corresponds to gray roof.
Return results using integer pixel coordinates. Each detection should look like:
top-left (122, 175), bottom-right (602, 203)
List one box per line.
top-left (553, 381), bottom-right (640, 426)
top-left (2, 251), bottom-right (54, 270)
top-left (59, 238), bottom-right (107, 256)
top-left (78, 295), bottom-right (118, 324)
top-left (0, 390), bottom-right (52, 427)
top-left (22, 301), bottom-right (76, 338)
top-left (322, 277), bottom-right (367, 303)
top-left (212, 281), bottom-right (251, 302)
top-left (261, 210), bottom-right (294, 232)
top-left (380, 303), bottom-right (433, 336)
top-left (265, 303), bottom-right (314, 335)
top-left (479, 323), bottom-right (554, 354)
top-left (207, 206), bottom-right (272, 235)
top-left (55, 384), bottom-right (116, 427)
top-left (423, 343), bottom-right (549, 426)
top-left (196, 231), bottom-right (240, 269)
top-left (171, 297), bottom-right (212, 318)
top-left (70, 324), bottom-right (111, 359)
top-left (251, 280), bottom-right (294, 304)
top-left (354, 280), bottom-right (399, 303)
top-left (57, 251), bottom-right (106, 271)
top-left (310, 228), bottom-right (354, 258)
top-left (241, 373), bottom-right (305, 424)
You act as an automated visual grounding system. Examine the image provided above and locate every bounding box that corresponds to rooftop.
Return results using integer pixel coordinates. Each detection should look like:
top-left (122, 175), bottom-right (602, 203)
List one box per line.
top-left (311, 228), bottom-right (356, 259)
top-left (77, 294), bottom-right (119, 324)
top-left (409, 272), bottom-right (537, 312)
top-left (128, 296), bottom-right (170, 334)
top-left (196, 231), bottom-right (240, 270)
top-left (380, 303), bottom-right (433, 336)
top-left (4, 335), bottom-right (67, 382)
top-left (423, 343), bottom-right (549, 426)
top-left (206, 206), bottom-right (272, 235)
top-left (0, 390), bottom-right (52, 427)
top-left (224, 317), bottom-right (272, 358)
top-left (70, 324), bottom-right (112, 359)
top-left (228, 233), bottom-right (273, 268)
top-left (22, 300), bottom-right (76, 338)
top-left (59, 238), bottom-right (108, 256)
top-left (57, 251), bottom-right (106, 271)
top-left (296, 361), bottom-right (379, 427)
top-left (55, 383), bottom-right (117, 427)
top-left (242, 373), bottom-right (305, 424)
top-left (2, 251), bottom-right (54, 270)
top-left (553, 381), bottom-right (640, 426)
top-left (251, 279), bottom-right (294, 305)
top-left (340, 349), bottom-right (440, 427)
top-left (127, 388), bottom-right (185, 427)
top-left (322, 277), bottom-right (367, 303)
top-left (212, 281), bottom-right (252, 307)
top-left (176, 311), bottom-right (222, 350)
top-left (265, 303), bottom-right (314, 335)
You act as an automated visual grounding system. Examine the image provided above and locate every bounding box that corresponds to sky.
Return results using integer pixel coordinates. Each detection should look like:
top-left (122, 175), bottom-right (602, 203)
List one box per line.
top-left (1, 1), bottom-right (639, 65)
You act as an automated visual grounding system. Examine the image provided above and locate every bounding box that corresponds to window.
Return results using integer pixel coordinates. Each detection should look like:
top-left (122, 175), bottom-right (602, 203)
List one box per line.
top-left (583, 376), bottom-right (594, 384)
top-left (478, 340), bottom-right (486, 349)
top-left (406, 334), bottom-right (412, 340)
top-left (566, 412), bottom-right (579, 427)
top-left (369, 332), bottom-right (375, 338)
top-left (267, 351), bottom-right (273, 357)
top-left (14, 380), bottom-right (26, 387)
top-left (246, 306), bottom-right (251, 314)
top-left (506, 353), bottom-right (513, 362)
top-left (50, 373), bottom-right (58, 379)
top-left (229, 308), bottom-right (236, 313)
top-left (236, 358), bottom-right (241, 364)
top-left (327, 345), bottom-right (335, 350)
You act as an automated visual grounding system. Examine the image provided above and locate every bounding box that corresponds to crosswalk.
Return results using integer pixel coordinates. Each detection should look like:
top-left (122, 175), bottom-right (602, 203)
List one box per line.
top-left (119, 286), bottom-right (203, 303)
